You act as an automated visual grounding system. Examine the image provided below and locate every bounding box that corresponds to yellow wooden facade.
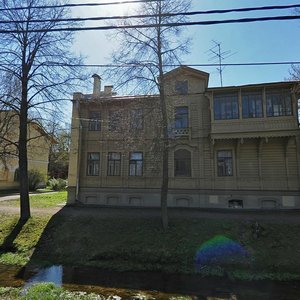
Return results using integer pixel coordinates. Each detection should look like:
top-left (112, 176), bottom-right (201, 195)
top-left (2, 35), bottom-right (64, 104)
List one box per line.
top-left (68, 67), bottom-right (300, 209)
top-left (0, 112), bottom-right (52, 190)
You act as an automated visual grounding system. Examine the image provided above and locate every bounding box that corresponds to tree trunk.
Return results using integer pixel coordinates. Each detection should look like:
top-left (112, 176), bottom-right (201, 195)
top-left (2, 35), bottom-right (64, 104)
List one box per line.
top-left (160, 140), bottom-right (169, 230)
top-left (157, 2), bottom-right (169, 230)
top-left (19, 79), bottom-right (30, 220)
top-left (159, 76), bottom-right (169, 231)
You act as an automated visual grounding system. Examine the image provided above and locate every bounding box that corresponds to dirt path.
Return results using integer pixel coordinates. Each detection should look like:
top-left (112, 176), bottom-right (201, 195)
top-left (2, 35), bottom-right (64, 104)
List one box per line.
top-left (1, 204), bottom-right (300, 223)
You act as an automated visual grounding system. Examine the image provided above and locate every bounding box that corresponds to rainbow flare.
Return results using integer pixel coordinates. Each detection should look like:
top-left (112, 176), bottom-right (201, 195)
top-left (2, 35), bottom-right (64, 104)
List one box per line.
top-left (195, 235), bottom-right (249, 269)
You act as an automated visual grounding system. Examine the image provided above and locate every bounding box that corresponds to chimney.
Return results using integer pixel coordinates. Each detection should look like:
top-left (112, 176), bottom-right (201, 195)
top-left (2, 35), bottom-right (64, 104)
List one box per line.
top-left (104, 85), bottom-right (113, 96)
top-left (92, 74), bottom-right (101, 96)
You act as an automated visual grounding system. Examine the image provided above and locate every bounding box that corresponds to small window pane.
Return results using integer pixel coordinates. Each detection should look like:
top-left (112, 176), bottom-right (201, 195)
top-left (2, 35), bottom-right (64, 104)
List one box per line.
top-left (242, 91), bottom-right (263, 118)
top-left (131, 109), bottom-right (143, 130)
top-left (109, 111), bottom-right (121, 131)
top-left (175, 80), bottom-right (188, 95)
top-left (107, 152), bottom-right (121, 176)
top-left (217, 150), bottom-right (233, 176)
top-left (87, 152), bottom-right (100, 176)
top-left (129, 152), bottom-right (143, 176)
top-left (88, 112), bottom-right (101, 131)
top-left (214, 93), bottom-right (239, 120)
top-left (175, 107), bottom-right (189, 129)
top-left (266, 90), bottom-right (292, 117)
top-left (130, 152), bottom-right (142, 160)
top-left (174, 149), bottom-right (191, 177)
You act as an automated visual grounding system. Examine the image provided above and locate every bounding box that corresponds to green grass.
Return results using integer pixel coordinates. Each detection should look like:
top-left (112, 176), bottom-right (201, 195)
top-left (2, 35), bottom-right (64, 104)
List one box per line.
top-left (1, 210), bottom-right (300, 280)
top-left (0, 287), bottom-right (21, 300)
top-left (0, 215), bottom-right (51, 265)
top-left (0, 191), bottom-right (67, 208)
top-left (0, 284), bottom-right (105, 300)
top-left (1, 283), bottom-right (192, 300)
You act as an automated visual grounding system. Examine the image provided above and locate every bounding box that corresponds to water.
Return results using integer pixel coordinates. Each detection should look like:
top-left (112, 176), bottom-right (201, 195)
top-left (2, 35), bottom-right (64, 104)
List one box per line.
top-left (24, 265), bottom-right (63, 289)
top-left (1, 264), bottom-right (300, 299)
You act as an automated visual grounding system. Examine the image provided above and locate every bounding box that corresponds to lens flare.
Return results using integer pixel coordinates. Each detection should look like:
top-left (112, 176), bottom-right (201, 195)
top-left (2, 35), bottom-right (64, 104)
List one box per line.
top-left (195, 235), bottom-right (249, 270)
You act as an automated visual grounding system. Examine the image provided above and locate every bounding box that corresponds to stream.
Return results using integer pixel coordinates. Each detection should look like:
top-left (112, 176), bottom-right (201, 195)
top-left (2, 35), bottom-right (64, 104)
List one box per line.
top-left (1, 264), bottom-right (300, 299)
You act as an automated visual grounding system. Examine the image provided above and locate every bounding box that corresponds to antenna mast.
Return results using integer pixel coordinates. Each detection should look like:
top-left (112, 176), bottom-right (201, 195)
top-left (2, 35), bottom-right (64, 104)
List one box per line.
top-left (207, 40), bottom-right (236, 87)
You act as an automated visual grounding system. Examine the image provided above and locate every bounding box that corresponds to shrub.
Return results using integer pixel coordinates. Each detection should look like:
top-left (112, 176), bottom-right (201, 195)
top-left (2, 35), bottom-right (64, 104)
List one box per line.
top-left (28, 169), bottom-right (45, 191)
top-left (48, 178), bottom-right (67, 191)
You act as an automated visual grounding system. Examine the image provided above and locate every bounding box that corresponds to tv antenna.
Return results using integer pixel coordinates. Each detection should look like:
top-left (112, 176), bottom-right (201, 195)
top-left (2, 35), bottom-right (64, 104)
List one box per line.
top-left (206, 40), bottom-right (236, 87)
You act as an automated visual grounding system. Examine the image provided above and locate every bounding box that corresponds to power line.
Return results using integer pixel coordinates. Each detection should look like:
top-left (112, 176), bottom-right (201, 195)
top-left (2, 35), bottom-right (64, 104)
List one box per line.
top-left (1, 4), bottom-right (300, 24)
top-left (3, 61), bottom-right (300, 68)
top-left (1, 15), bottom-right (300, 33)
top-left (0, 0), bottom-right (158, 12)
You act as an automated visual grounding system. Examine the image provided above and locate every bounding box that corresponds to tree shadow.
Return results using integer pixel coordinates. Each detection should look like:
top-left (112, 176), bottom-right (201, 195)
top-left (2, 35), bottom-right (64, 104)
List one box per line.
top-left (0, 218), bottom-right (28, 253)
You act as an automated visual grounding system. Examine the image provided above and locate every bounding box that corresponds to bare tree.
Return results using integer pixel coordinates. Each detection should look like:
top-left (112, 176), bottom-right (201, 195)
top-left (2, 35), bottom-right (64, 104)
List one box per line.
top-left (48, 121), bottom-right (70, 179)
top-left (0, 0), bottom-right (86, 220)
top-left (107, 0), bottom-right (191, 229)
top-left (289, 64), bottom-right (300, 80)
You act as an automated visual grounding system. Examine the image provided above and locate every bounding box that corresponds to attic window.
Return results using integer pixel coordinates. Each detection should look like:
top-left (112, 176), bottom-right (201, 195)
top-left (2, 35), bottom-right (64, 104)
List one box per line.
top-left (175, 80), bottom-right (188, 95)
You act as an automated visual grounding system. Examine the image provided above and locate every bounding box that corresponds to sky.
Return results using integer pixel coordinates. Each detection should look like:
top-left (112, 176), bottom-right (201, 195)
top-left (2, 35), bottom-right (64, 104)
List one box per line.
top-left (69, 0), bottom-right (300, 92)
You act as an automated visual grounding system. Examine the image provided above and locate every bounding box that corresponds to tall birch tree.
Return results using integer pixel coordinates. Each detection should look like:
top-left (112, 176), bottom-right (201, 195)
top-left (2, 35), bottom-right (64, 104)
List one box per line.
top-left (108, 0), bottom-right (191, 229)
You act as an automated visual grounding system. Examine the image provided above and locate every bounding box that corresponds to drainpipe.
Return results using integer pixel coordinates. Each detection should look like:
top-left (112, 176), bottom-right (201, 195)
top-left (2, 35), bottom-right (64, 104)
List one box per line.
top-left (75, 99), bottom-right (83, 203)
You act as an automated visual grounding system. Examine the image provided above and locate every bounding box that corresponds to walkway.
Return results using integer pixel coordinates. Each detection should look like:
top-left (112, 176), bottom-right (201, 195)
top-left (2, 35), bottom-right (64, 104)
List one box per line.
top-left (0, 192), bottom-right (56, 202)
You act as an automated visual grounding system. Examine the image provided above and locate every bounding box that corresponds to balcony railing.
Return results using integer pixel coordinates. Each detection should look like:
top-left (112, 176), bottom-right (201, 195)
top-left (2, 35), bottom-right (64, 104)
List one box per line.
top-left (174, 128), bottom-right (190, 136)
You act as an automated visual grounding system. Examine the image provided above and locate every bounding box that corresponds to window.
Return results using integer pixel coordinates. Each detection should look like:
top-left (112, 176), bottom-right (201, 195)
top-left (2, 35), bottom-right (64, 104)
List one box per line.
top-left (214, 93), bottom-right (239, 120)
top-left (109, 111), bottom-right (121, 131)
top-left (107, 152), bottom-right (121, 176)
top-left (228, 199), bottom-right (243, 208)
top-left (87, 152), bottom-right (100, 176)
top-left (242, 91), bottom-right (263, 118)
top-left (266, 89), bottom-right (292, 117)
top-left (217, 150), bottom-right (233, 176)
top-left (131, 109), bottom-right (143, 130)
top-left (174, 149), bottom-right (191, 177)
top-left (88, 112), bottom-right (101, 131)
top-left (175, 107), bottom-right (189, 129)
top-left (129, 152), bottom-right (143, 176)
top-left (175, 80), bottom-right (188, 95)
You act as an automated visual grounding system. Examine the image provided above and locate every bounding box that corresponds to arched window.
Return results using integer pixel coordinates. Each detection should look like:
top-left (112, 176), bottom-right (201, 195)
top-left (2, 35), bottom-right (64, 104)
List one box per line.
top-left (174, 149), bottom-right (191, 177)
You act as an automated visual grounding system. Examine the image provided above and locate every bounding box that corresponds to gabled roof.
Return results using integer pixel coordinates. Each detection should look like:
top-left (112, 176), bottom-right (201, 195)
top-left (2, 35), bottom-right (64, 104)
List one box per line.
top-left (163, 66), bottom-right (209, 87)
top-left (31, 122), bottom-right (57, 144)
top-left (0, 110), bottom-right (57, 144)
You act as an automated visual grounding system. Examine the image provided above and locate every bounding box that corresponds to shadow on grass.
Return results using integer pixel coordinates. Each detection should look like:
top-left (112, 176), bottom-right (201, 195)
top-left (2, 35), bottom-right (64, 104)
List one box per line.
top-left (0, 218), bottom-right (28, 253)
top-left (0, 189), bottom-right (20, 197)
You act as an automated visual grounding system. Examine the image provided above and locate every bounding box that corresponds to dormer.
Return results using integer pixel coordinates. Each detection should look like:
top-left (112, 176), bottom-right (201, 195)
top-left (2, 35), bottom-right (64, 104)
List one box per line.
top-left (163, 66), bottom-right (209, 96)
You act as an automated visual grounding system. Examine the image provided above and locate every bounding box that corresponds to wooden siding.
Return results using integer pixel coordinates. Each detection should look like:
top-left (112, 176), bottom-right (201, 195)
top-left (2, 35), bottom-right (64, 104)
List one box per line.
top-left (68, 68), bottom-right (300, 207)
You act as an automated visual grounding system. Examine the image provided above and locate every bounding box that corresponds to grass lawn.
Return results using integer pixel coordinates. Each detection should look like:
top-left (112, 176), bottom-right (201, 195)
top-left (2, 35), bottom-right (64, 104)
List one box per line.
top-left (0, 191), bottom-right (67, 208)
top-left (1, 209), bottom-right (300, 281)
top-left (0, 215), bottom-right (52, 265)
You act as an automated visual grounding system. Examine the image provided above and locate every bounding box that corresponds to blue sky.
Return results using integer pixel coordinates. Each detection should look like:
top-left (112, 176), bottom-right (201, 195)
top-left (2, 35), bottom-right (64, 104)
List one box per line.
top-left (70, 0), bottom-right (300, 90)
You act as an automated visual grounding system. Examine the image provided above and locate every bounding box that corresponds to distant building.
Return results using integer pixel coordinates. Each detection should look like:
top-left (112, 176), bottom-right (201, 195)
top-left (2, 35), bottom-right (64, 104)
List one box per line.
top-left (68, 67), bottom-right (300, 209)
top-left (0, 111), bottom-right (54, 190)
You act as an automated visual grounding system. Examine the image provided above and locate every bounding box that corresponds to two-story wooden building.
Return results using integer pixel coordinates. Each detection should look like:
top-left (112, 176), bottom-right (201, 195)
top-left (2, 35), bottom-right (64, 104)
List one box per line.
top-left (68, 67), bottom-right (300, 209)
top-left (0, 111), bottom-right (55, 190)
